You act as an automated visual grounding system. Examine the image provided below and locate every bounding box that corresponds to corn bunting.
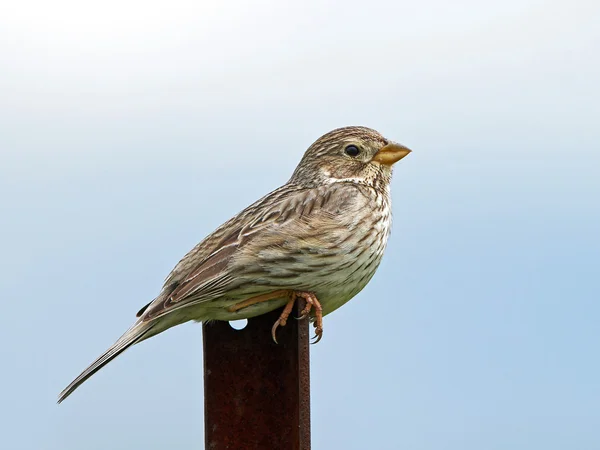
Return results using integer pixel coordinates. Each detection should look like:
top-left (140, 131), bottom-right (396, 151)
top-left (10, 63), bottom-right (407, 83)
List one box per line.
top-left (58, 126), bottom-right (411, 403)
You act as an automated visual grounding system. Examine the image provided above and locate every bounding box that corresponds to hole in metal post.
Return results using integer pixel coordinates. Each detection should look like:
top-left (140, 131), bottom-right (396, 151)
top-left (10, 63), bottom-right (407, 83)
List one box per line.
top-left (229, 319), bottom-right (248, 330)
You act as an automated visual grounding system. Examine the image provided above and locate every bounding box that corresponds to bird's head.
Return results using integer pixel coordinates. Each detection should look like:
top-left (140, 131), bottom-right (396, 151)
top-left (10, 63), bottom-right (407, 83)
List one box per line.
top-left (289, 126), bottom-right (411, 189)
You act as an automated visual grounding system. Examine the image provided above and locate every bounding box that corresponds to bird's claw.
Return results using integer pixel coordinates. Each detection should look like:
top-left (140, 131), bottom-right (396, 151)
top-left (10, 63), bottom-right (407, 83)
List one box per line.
top-left (271, 320), bottom-right (282, 344)
top-left (311, 320), bottom-right (324, 344)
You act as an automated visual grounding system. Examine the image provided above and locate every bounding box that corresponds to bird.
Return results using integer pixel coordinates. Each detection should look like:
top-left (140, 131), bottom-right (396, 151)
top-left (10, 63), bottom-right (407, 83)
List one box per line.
top-left (58, 126), bottom-right (411, 403)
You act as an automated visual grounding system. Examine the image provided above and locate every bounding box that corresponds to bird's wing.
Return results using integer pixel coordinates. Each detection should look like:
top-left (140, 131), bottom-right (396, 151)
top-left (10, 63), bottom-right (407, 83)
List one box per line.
top-left (141, 182), bottom-right (368, 321)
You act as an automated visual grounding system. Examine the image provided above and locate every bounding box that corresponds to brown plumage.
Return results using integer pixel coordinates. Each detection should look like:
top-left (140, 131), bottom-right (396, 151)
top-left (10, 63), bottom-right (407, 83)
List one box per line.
top-left (58, 126), bottom-right (411, 403)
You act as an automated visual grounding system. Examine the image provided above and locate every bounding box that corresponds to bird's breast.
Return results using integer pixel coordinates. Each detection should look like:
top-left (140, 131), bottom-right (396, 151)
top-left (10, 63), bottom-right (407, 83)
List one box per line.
top-left (314, 191), bottom-right (392, 315)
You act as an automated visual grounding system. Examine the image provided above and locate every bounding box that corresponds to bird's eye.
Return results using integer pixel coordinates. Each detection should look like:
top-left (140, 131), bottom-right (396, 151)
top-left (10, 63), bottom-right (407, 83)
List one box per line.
top-left (344, 145), bottom-right (360, 157)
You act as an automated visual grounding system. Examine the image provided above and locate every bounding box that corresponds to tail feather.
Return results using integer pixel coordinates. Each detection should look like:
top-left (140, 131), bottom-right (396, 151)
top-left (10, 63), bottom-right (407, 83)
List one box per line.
top-left (57, 321), bottom-right (155, 403)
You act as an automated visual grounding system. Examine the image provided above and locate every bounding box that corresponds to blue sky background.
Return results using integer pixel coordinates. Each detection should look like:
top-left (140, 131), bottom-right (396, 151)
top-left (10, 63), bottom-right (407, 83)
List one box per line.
top-left (1, 1), bottom-right (599, 449)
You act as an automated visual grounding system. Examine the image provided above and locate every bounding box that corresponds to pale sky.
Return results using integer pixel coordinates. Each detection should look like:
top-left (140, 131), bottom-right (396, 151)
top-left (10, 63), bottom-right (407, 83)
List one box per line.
top-left (1, 1), bottom-right (599, 449)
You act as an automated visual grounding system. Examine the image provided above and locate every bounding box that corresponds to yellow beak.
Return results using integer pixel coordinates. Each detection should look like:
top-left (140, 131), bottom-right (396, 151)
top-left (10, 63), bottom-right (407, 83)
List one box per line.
top-left (372, 143), bottom-right (412, 166)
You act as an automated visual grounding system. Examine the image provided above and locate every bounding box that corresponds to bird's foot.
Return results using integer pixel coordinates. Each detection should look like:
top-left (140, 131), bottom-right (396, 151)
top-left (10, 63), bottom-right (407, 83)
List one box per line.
top-left (228, 289), bottom-right (323, 343)
top-left (293, 291), bottom-right (323, 343)
top-left (271, 291), bottom-right (323, 343)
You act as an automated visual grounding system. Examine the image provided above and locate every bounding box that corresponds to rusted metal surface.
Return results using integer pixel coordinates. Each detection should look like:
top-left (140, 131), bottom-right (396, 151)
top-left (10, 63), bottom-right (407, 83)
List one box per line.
top-left (203, 301), bottom-right (311, 450)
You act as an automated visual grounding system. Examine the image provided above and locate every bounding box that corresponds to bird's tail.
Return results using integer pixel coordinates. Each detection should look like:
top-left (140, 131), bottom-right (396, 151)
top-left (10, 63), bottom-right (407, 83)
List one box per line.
top-left (57, 320), bottom-right (156, 403)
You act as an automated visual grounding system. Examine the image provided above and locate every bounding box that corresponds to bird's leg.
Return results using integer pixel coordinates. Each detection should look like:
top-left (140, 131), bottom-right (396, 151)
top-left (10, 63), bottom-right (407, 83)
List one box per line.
top-left (227, 289), bottom-right (292, 312)
top-left (294, 291), bottom-right (324, 343)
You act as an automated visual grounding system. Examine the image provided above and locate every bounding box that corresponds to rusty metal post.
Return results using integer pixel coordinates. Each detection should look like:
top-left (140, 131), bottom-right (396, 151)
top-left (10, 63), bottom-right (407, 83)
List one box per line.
top-left (203, 302), bottom-right (311, 450)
